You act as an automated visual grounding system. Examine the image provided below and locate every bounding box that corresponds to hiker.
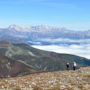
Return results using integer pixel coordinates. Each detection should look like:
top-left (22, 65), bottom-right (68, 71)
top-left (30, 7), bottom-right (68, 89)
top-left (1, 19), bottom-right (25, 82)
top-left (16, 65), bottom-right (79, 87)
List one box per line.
top-left (73, 62), bottom-right (77, 70)
top-left (66, 62), bottom-right (70, 70)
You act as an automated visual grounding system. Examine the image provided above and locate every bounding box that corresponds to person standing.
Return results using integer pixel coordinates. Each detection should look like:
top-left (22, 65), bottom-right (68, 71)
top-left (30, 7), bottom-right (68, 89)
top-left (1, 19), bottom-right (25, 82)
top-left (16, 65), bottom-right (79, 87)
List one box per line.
top-left (66, 62), bottom-right (70, 70)
top-left (73, 62), bottom-right (77, 70)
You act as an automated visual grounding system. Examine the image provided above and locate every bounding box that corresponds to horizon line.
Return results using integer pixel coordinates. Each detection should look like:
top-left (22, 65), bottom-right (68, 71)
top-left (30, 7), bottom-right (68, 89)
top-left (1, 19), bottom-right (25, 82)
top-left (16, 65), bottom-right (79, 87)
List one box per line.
top-left (0, 24), bottom-right (90, 31)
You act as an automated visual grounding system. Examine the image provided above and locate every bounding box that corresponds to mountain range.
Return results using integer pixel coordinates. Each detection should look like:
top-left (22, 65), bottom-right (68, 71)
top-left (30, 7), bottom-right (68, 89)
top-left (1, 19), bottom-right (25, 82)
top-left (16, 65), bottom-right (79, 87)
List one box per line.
top-left (0, 25), bottom-right (90, 45)
top-left (0, 25), bottom-right (90, 78)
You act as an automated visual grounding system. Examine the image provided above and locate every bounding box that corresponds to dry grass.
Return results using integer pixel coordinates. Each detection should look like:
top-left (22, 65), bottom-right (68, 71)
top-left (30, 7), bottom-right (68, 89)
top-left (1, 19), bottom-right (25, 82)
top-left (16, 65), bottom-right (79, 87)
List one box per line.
top-left (0, 67), bottom-right (90, 90)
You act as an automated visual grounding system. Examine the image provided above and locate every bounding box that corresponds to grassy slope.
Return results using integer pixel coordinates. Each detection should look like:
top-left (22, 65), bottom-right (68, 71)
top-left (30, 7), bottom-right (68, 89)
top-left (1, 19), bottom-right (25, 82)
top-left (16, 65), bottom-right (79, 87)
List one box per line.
top-left (0, 42), bottom-right (90, 71)
top-left (13, 43), bottom-right (90, 70)
top-left (0, 67), bottom-right (90, 90)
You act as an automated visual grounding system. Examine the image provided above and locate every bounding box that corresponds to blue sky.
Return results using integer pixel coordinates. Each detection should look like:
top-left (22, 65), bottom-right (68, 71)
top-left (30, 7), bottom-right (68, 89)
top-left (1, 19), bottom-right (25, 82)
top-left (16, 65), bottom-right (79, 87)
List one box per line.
top-left (0, 0), bottom-right (90, 30)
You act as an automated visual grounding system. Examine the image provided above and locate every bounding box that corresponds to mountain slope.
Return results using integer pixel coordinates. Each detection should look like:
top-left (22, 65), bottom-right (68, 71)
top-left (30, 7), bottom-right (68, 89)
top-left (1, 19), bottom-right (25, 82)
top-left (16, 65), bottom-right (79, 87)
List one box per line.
top-left (0, 42), bottom-right (90, 71)
top-left (0, 54), bottom-right (37, 78)
top-left (0, 67), bottom-right (90, 90)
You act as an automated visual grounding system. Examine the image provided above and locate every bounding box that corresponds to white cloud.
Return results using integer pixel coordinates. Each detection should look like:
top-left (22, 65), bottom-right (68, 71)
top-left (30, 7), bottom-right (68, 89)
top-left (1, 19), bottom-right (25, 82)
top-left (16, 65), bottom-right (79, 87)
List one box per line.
top-left (32, 44), bottom-right (90, 59)
top-left (40, 38), bottom-right (90, 44)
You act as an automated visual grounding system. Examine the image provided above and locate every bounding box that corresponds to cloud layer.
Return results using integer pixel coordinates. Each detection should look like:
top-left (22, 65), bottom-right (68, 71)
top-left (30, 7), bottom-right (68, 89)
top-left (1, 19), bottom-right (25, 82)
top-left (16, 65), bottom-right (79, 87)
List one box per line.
top-left (39, 38), bottom-right (90, 44)
top-left (32, 44), bottom-right (90, 59)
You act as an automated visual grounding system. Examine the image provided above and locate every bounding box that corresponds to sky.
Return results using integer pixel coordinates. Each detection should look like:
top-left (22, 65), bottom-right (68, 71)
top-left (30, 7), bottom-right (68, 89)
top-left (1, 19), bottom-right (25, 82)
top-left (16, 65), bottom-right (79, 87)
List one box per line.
top-left (0, 0), bottom-right (90, 30)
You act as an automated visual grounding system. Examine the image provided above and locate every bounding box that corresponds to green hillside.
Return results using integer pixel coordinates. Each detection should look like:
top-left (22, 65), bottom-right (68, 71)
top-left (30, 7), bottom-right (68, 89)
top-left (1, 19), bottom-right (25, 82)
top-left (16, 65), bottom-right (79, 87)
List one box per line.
top-left (0, 41), bottom-right (90, 71)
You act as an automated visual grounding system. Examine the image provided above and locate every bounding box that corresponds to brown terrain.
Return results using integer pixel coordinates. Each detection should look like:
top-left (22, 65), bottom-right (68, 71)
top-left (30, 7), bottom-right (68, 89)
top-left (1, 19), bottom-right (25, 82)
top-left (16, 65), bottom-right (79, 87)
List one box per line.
top-left (0, 41), bottom-right (12, 47)
top-left (0, 67), bottom-right (90, 90)
top-left (0, 54), bottom-right (37, 78)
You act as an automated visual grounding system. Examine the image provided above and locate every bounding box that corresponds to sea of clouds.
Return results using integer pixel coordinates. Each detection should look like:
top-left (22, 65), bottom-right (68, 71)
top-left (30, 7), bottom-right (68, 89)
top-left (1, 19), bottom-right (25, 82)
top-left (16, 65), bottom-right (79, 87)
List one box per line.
top-left (32, 38), bottom-right (90, 59)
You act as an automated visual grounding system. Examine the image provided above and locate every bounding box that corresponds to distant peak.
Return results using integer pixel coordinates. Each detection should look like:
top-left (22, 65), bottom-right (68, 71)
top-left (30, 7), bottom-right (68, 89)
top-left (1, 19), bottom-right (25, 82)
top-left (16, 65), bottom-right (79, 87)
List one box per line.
top-left (7, 24), bottom-right (69, 32)
top-left (9, 24), bottom-right (19, 28)
top-left (8, 24), bottom-right (22, 30)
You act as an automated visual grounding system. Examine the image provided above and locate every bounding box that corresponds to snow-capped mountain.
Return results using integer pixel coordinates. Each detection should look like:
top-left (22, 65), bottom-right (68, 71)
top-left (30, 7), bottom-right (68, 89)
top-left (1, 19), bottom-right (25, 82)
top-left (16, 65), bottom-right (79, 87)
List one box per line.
top-left (0, 25), bottom-right (90, 45)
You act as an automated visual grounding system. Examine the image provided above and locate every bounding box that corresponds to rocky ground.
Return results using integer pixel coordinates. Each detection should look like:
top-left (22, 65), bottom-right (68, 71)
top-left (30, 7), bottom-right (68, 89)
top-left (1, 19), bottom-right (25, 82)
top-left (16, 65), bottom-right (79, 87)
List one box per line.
top-left (0, 67), bottom-right (90, 90)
